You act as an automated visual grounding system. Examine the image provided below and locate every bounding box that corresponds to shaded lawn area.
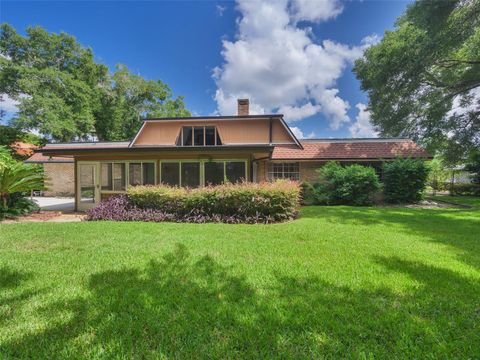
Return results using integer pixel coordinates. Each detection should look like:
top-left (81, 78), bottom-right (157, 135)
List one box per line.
top-left (1, 200), bottom-right (479, 359)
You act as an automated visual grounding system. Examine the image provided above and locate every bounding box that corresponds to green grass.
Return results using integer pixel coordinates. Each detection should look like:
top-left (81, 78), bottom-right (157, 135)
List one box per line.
top-left (1, 201), bottom-right (479, 359)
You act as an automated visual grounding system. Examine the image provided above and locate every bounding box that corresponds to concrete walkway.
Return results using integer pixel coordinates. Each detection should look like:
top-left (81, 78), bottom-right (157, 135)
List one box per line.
top-left (32, 197), bottom-right (75, 212)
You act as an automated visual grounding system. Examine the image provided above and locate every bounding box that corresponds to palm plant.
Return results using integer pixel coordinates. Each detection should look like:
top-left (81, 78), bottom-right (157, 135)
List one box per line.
top-left (0, 147), bottom-right (46, 209)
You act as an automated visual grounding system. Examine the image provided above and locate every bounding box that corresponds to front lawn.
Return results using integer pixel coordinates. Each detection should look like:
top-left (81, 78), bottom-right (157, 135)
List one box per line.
top-left (1, 201), bottom-right (479, 358)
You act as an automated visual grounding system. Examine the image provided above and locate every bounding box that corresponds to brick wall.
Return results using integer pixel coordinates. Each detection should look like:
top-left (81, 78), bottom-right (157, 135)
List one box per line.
top-left (44, 163), bottom-right (75, 197)
top-left (256, 161), bottom-right (325, 183)
top-left (300, 162), bottom-right (324, 183)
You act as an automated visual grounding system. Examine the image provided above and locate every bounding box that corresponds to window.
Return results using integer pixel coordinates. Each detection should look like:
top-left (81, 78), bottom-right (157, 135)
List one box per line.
top-left (205, 162), bottom-right (224, 185)
top-left (129, 162), bottom-right (155, 186)
top-left (226, 162), bottom-right (246, 183)
top-left (268, 163), bottom-right (300, 181)
top-left (177, 126), bottom-right (222, 146)
top-left (181, 162), bottom-right (200, 188)
top-left (101, 161), bottom-right (155, 192)
top-left (113, 163), bottom-right (126, 191)
top-left (205, 127), bottom-right (215, 145)
top-left (101, 163), bottom-right (113, 190)
top-left (161, 162), bottom-right (180, 186)
top-left (194, 126), bottom-right (204, 146)
top-left (161, 160), bottom-right (247, 187)
top-left (143, 163), bottom-right (155, 185)
top-left (182, 127), bottom-right (193, 146)
top-left (129, 163), bottom-right (142, 186)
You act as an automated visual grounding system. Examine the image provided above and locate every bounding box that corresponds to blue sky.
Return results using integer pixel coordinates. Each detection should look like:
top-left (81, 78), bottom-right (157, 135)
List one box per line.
top-left (1, 0), bottom-right (410, 139)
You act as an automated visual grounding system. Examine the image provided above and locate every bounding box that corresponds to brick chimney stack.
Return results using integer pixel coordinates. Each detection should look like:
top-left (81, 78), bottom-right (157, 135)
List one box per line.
top-left (237, 99), bottom-right (249, 116)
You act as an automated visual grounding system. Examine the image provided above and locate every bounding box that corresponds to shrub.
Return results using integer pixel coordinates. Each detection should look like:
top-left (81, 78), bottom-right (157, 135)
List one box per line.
top-left (314, 162), bottom-right (382, 205)
top-left (300, 181), bottom-right (317, 205)
top-left (382, 158), bottom-right (429, 203)
top-left (450, 183), bottom-right (480, 196)
top-left (0, 193), bottom-right (39, 220)
top-left (87, 181), bottom-right (301, 224)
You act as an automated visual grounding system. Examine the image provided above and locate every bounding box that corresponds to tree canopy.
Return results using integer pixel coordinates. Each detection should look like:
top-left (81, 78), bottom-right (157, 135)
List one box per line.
top-left (354, 0), bottom-right (480, 163)
top-left (0, 24), bottom-right (191, 142)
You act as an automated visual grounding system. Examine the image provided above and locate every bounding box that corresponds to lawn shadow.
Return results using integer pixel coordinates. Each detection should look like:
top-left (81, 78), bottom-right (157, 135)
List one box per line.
top-left (2, 246), bottom-right (479, 358)
top-left (0, 266), bottom-right (42, 327)
top-left (0, 266), bottom-right (30, 290)
top-left (301, 205), bottom-right (480, 269)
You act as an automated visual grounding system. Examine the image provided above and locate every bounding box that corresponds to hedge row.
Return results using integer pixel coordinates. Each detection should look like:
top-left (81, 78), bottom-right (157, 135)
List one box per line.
top-left (302, 158), bottom-right (430, 205)
top-left (86, 181), bottom-right (301, 224)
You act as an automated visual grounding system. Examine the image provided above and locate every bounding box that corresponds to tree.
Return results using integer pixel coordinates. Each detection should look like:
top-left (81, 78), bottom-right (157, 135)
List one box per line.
top-left (464, 150), bottom-right (480, 184)
top-left (0, 24), bottom-right (191, 142)
top-left (0, 24), bottom-right (107, 141)
top-left (354, 0), bottom-right (480, 163)
top-left (95, 65), bottom-right (191, 141)
top-left (0, 146), bottom-right (45, 208)
top-left (427, 156), bottom-right (450, 194)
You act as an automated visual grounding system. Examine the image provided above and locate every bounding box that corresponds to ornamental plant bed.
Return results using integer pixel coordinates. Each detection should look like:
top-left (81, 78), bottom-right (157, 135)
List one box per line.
top-left (86, 181), bottom-right (301, 224)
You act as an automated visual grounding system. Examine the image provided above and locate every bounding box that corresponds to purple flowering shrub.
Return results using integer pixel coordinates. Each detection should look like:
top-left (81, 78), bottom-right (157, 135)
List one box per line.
top-left (85, 195), bottom-right (176, 222)
top-left (86, 181), bottom-right (301, 224)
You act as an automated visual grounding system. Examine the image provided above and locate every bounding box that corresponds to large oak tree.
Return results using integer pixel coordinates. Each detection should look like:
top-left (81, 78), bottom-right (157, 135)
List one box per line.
top-left (0, 24), bottom-right (190, 142)
top-left (354, 0), bottom-right (480, 162)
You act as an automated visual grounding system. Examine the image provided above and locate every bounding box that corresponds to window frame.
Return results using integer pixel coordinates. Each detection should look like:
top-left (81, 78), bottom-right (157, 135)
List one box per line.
top-left (268, 162), bottom-right (300, 181)
top-left (177, 126), bottom-right (222, 147)
top-left (100, 160), bottom-right (157, 194)
top-left (159, 159), bottom-right (248, 187)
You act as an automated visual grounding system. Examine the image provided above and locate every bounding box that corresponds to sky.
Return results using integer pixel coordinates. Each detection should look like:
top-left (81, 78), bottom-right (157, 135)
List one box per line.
top-left (0, 0), bottom-right (411, 139)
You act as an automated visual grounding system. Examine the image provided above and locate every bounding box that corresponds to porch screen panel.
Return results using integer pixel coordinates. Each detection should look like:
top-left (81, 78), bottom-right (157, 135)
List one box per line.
top-left (181, 162), bottom-right (200, 188)
top-left (129, 163), bottom-right (142, 186)
top-left (101, 163), bottom-right (113, 190)
top-left (204, 162), bottom-right (224, 185)
top-left (226, 162), bottom-right (246, 183)
top-left (113, 163), bottom-right (126, 191)
top-left (161, 162), bottom-right (180, 186)
top-left (143, 163), bottom-right (155, 185)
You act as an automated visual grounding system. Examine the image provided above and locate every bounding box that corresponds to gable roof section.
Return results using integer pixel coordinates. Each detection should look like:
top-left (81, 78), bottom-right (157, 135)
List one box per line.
top-left (272, 138), bottom-right (431, 160)
top-left (129, 115), bottom-right (302, 148)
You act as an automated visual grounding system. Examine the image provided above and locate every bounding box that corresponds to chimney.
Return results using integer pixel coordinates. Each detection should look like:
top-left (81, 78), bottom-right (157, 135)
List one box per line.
top-left (237, 98), bottom-right (249, 116)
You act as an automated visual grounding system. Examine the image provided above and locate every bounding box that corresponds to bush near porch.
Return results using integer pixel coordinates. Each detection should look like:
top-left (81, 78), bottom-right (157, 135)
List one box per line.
top-left (302, 158), bottom-right (430, 206)
top-left (86, 181), bottom-right (301, 224)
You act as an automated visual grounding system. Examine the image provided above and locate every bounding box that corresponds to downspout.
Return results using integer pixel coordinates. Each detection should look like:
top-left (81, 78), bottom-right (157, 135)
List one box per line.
top-left (269, 117), bottom-right (273, 145)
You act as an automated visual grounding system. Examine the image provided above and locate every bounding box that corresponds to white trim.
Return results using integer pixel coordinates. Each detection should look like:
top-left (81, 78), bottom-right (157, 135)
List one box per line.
top-left (278, 116), bottom-right (302, 149)
top-left (129, 122), bottom-right (147, 147)
top-left (76, 162), bottom-right (100, 211)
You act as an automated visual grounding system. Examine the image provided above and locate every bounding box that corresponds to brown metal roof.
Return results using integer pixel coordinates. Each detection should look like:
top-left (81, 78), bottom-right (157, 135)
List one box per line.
top-left (272, 139), bottom-right (430, 160)
top-left (25, 153), bottom-right (74, 163)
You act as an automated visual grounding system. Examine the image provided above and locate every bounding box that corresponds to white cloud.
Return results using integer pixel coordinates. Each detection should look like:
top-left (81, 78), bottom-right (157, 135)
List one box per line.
top-left (289, 0), bottom-right (343, 23)
top-left (349, 103), bottom-right (378, 138)
top-left (361, 33), bottom-right (381, 47)
top-left (277, 102), bottom-right (321, 122)
top-left (290, 126), bottom-right (316, 139)
top-left (0, 94), bottom-right (19, 113)
top-left (213, 0), bottom-right (376, 128)
top-left (216, 4), bottom-right (226, 16)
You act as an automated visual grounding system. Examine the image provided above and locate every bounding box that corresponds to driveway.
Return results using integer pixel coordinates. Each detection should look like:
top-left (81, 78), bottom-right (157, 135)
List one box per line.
top-left (32, 197), bottom-right (75, 212)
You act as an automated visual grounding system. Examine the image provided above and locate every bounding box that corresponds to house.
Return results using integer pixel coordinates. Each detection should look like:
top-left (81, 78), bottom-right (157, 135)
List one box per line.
top-left (36, 99), bottom-right (430, 211)
top-left (25, 153), bottom-right (75, 197)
